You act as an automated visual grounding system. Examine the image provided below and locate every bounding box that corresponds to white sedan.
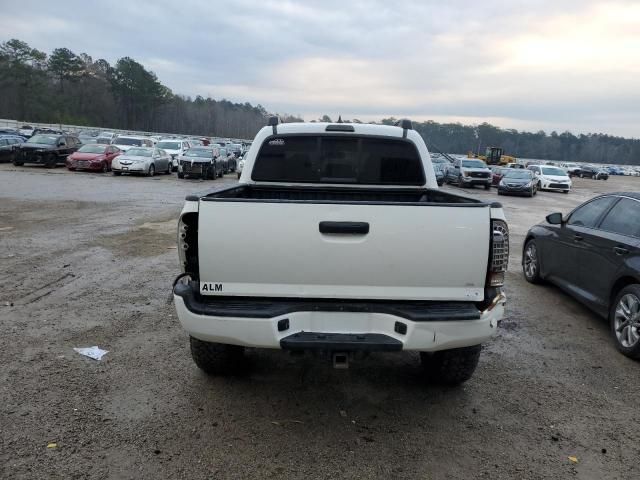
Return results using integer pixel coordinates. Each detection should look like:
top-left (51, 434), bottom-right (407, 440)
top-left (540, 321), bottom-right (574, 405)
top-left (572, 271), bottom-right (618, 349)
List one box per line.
top-left (112, 147), bottom-right (172, 176)
top-left (528, 165), bottom-right (572, 193)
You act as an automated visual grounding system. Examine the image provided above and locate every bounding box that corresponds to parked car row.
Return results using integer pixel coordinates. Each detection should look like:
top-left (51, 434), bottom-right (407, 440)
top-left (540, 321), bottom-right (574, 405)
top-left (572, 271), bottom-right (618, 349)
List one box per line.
top-left (3, 131), bottom-right (243, 180)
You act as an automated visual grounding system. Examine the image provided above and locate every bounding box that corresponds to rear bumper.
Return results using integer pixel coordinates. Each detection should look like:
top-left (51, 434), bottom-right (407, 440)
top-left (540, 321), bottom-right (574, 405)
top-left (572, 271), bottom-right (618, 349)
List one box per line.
top-left (173, 285), bottom-right (505, 352)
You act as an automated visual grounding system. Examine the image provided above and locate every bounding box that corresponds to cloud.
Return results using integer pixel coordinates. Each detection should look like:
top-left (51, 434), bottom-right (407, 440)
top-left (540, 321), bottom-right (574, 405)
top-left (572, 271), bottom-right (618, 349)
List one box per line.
top-left (1, 0), bottom-right (639, 136)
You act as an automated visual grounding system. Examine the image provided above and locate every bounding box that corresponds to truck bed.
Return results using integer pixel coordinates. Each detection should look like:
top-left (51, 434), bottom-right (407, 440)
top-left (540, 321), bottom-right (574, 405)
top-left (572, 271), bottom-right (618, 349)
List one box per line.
top-left (189, 185), bottom-right (493, 206)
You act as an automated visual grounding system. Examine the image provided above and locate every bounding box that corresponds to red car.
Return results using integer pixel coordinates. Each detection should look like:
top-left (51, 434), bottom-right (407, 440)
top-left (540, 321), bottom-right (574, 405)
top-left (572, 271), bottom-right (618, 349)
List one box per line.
top-left (491, 166), bottom-right (508, 187)
top-left (66, 144), bottom-right (121, 172)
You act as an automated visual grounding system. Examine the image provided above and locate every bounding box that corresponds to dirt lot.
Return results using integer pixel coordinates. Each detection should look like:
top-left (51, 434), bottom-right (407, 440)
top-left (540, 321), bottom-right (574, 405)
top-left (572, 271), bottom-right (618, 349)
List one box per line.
top-left (1, 164), bottom-right (639, 479)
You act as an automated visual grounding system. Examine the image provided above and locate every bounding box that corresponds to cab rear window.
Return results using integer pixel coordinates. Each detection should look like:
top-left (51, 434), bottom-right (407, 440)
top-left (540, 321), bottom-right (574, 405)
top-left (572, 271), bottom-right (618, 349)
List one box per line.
top-left (251, 135), bottom-right (425, 185)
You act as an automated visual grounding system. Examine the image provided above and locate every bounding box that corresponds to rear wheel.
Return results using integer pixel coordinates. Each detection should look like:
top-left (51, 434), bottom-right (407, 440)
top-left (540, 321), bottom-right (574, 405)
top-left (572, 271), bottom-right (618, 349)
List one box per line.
top-left (420, 345), bottom-right (481, 385)
top-left (484, 184), bottom-right (490, 190)
top-left (189, 337), bottom-right (246, 375)
top-left (45, 154), bottom-right (57, 168)
top-left (177, 172), bottom-right (184, 179)
top-left (610, 285), bottom-right (640, 359)
top-left (13, 159), bottom-right (24, 166)
top-left (523, 239), bottom-right (543, 284)
top-left (113, 171), bottom-right (121, 176)
top-left (165, 162), bottom-right (171, 175)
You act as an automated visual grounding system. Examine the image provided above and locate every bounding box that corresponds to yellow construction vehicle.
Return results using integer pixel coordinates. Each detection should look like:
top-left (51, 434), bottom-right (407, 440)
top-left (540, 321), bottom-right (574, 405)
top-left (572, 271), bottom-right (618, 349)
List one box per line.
top-left (467, 147), bottom-right (517, 166)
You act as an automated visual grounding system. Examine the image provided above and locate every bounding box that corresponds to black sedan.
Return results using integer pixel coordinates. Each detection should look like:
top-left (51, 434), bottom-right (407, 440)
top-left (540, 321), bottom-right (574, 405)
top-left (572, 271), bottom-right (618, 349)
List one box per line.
top-left (497, 169), bottom-right (537, 197)
top-left (578, 166), bottom-right (608, 180)
top-left (522, 193), bottom-right (640, 358)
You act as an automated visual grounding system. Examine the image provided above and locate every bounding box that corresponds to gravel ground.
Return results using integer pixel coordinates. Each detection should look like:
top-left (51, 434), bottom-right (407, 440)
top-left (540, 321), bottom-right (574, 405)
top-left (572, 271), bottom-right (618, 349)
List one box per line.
top-left (1, 164), bottom-right (639, 479)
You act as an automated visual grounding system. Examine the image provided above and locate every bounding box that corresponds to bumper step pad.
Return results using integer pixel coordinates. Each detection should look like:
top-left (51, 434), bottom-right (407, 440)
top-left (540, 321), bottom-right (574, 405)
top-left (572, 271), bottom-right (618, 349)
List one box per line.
top-left (280, 332), bottom-right (402, 352)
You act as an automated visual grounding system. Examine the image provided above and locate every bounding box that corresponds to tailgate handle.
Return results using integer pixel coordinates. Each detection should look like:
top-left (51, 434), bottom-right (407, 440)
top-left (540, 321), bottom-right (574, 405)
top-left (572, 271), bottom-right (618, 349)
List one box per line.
top-left (319, 221), bottom-right (369, 235)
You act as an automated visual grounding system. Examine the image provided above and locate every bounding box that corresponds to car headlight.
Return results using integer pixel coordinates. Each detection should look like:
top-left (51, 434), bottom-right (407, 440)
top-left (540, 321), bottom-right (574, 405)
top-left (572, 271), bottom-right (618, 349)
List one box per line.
top-left (524, 181), bottom-right (532, 187)
top-left (499, 180), bottom-right (506, 186)
top-left (463, 171), bottom-right (470, 177)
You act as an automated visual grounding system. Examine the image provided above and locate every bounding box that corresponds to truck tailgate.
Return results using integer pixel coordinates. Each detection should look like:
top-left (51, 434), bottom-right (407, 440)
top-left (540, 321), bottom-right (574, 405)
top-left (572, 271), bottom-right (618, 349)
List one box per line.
top-left (197, 201), bottom-right (490, 301)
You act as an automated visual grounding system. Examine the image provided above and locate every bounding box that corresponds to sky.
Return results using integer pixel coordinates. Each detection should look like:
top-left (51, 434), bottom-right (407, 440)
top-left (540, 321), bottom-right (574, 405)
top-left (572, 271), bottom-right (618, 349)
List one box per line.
top-left (3, 0), bottom-right (640, 137)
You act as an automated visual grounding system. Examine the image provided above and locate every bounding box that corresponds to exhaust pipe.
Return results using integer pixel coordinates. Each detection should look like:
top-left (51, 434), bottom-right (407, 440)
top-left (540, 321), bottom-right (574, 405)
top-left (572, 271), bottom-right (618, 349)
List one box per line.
top-left (332, 352), bottom-right (349, 369)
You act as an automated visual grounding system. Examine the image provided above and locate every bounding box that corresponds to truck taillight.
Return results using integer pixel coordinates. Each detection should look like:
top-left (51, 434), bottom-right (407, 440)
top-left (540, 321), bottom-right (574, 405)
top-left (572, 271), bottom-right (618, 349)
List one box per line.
top-left (178, 212), bottom-right (199, 277)
top-left (488, 219), bottom-right (509, 287)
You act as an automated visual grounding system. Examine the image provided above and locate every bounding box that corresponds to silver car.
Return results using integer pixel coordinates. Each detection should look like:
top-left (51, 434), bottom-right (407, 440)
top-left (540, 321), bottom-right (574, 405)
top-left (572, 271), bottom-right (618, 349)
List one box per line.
top-left (111, 147), bottom-right (172, 176)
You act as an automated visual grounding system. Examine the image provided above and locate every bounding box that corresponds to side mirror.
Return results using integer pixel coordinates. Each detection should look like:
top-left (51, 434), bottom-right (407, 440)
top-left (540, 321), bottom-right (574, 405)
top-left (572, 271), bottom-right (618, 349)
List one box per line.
top-left (546, 212), bottom-right (563, 225)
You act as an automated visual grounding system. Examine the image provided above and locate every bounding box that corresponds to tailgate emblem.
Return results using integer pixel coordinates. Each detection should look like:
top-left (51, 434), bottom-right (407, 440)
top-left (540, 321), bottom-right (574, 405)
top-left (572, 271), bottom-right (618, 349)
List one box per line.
top-left (201, 283), bottom-right (223, 292)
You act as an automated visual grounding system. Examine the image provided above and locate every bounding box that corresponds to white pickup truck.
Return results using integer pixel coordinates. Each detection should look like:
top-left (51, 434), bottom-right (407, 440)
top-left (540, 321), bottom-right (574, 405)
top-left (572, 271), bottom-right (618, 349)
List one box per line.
top-left (173, 119), bottom-right (508, 384)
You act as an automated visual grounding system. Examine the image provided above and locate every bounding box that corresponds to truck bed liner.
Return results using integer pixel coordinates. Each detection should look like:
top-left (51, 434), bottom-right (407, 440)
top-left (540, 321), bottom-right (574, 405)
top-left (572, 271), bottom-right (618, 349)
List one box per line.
top-left (191, 185), bottom-right (492, 206)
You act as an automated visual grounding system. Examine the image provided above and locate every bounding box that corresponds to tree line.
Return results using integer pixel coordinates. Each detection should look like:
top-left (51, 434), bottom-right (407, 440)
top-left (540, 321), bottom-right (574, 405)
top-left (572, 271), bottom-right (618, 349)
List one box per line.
top-left (0, 39), bottom-right (637, 164)
top-left (0, 39), bottom-right (285, 139)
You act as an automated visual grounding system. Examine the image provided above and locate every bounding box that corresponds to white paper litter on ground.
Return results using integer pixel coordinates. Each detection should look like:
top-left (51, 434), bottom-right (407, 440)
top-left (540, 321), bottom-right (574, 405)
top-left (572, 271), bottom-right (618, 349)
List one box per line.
top-left (73, 346), bottom-right (109, 360)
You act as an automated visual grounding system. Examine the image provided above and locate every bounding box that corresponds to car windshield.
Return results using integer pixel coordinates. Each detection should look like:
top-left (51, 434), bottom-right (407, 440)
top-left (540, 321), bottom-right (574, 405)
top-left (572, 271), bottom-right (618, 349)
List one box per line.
top-left (78, 145), bottom-right (105, 154)
top-left (462, 160), bottom-right (487, 168)
top-left (27, 135), bottom-right (57, 145)
top-left (157, 141), bottom-right (181, 149)
top-left (504, 170), bottom-right (532, 179)
top-left (541, 167), bottom-right (567, 176)
top-left (184, 149), bottom-right (212, 158)
top-left (115, 137), bottom-right (143, 146)
top-left (126, 148), bottom-right (152, 157)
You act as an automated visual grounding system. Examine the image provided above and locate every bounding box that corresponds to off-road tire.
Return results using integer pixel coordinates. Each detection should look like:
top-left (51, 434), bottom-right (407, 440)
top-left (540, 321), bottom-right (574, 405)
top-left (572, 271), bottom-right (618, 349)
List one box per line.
top-left (189, 336), bottom-right (246, 375)
top-left (420, 345), bottom-right (481, 385)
